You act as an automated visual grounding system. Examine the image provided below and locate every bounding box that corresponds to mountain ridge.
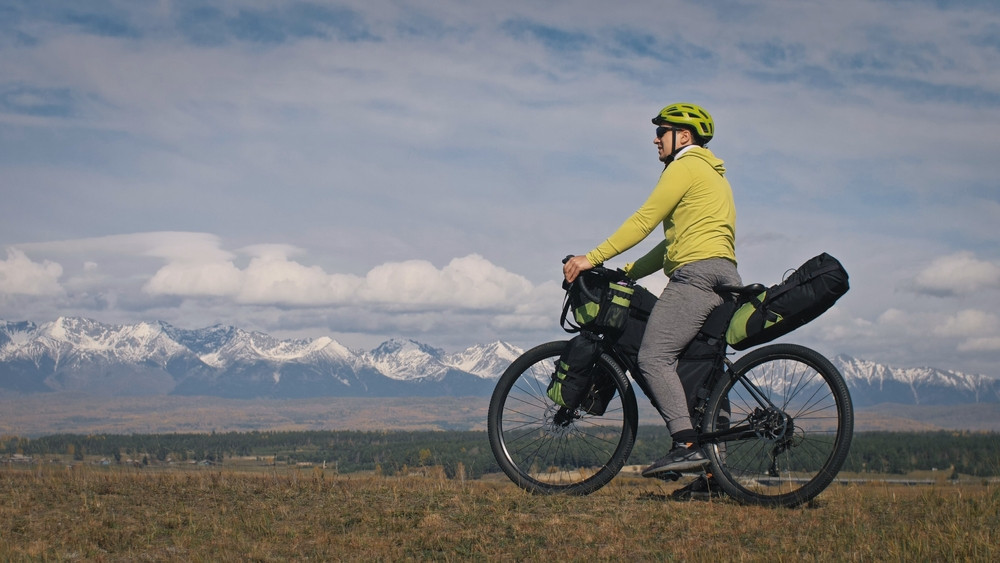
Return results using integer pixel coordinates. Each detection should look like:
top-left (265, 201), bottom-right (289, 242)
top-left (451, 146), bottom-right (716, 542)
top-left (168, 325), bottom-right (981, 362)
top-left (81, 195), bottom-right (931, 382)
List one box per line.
top-left (2, 317), bottom-right (999, 405)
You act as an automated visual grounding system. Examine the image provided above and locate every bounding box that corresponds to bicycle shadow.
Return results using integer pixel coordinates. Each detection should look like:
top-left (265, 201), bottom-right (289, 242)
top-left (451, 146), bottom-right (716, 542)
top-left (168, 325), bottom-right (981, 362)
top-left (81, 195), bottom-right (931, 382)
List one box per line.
top-left (636, 490), bottom-right (825, 508)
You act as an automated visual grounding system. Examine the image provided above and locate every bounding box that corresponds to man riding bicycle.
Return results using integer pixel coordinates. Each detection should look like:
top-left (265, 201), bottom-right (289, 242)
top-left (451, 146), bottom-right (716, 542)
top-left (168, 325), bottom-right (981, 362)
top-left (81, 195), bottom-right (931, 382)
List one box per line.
top-left (562, 103), bottom-right (741, 495)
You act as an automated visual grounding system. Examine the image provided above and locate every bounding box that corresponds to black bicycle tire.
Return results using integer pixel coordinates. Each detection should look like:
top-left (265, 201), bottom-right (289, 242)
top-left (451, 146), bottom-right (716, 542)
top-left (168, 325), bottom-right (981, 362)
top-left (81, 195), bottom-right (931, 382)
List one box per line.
top-left (487, 340), bottom-right (639, 495)
top-left (703, 343), bottom-right (854, 507)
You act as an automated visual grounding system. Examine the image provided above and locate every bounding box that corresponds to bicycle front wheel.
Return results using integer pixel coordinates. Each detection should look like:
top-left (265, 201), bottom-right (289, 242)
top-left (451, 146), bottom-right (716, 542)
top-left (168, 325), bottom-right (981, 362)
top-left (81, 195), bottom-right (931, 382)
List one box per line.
top-left (703, 343), bottom-right (853, 507)
top-left (487, 340), bottom-right (638, 495)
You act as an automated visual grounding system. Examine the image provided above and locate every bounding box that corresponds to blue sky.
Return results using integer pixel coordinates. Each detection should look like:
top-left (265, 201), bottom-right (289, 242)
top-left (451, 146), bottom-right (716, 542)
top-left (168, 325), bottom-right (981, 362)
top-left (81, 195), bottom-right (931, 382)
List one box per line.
top-left (2, 0), bottom-right (999, 376)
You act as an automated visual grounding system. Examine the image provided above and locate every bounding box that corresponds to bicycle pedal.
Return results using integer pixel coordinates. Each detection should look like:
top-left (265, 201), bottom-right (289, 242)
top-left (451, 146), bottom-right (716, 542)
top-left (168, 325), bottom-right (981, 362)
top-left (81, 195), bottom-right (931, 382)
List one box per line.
top-left (653, 471), bottom-right (681, 482)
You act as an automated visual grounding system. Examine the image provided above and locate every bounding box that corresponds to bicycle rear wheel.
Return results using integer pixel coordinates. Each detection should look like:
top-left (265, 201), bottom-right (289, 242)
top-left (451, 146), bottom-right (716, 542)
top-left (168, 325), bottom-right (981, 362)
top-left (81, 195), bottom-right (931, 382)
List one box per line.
top-left (703, 343), bottom-right (853, 507)
top-left (488, 340), bottom-right (638, 495)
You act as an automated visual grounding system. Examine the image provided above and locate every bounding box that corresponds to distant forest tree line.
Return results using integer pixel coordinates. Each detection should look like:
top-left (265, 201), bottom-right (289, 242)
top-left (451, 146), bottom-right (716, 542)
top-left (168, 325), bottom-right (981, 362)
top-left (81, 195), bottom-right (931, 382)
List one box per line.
top-left (3, 429), bottom-right (999, 479)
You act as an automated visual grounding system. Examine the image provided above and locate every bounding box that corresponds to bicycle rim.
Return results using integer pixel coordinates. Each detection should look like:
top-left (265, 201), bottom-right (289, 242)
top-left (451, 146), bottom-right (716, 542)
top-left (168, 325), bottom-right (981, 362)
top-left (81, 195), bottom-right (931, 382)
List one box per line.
top-left (705, 343), bottom-right (854, 507)
top-left (487, 341), bottom-right (638, 495)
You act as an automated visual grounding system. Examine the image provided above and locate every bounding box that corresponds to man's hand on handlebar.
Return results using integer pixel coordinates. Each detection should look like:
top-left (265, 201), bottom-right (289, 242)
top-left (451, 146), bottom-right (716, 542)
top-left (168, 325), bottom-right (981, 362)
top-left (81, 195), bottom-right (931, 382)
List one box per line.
top-left (562, 255), bottom-right (594, 284)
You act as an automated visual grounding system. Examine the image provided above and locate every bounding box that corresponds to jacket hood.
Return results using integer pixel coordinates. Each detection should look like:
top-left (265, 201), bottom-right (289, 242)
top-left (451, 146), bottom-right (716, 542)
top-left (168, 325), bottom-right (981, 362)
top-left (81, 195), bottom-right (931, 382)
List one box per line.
top-left (677, 146), bottom-right (726, 176)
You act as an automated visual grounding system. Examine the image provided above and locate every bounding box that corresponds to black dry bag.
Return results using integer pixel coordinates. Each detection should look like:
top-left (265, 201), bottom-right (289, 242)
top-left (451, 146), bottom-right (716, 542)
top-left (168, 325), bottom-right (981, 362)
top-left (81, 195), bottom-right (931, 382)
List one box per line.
top-left (726, 253), bottom-right (849, 351)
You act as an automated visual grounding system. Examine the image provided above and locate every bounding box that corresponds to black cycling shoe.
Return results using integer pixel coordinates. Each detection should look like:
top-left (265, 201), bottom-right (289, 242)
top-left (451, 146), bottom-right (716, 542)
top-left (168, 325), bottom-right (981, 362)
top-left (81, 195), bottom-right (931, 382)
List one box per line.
top-left (672, 473), bottom-right (725, 501)
top-left (641, 443), bottom-right (709, 477)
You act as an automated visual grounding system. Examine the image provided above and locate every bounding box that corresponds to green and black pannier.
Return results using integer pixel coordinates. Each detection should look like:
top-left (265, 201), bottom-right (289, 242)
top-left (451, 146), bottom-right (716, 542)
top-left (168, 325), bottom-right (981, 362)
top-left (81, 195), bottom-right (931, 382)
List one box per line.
top-left (546, 332), bottom-right (602, 411)
top-left (726, 253), bottom-right (849, 351)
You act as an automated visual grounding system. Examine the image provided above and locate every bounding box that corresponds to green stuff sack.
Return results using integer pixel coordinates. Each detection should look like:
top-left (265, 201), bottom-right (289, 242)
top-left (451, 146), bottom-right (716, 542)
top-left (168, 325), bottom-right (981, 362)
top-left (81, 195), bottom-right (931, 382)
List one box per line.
top-left (726, 253), bottom-right (850, 350)
top-left (547, 333), bottom-right (602, 410)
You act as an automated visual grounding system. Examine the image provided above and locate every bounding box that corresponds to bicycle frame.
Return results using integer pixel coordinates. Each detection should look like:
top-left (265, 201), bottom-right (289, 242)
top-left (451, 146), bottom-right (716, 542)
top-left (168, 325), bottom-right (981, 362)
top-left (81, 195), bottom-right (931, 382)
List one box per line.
top-left (606, 342), bottom-right (788, 447)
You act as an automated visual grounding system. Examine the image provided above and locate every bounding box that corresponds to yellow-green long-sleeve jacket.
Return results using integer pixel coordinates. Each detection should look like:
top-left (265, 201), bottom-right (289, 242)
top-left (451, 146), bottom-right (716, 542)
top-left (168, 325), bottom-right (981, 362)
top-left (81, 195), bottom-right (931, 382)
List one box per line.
top-left (585, 146), bottom-right (736, 278)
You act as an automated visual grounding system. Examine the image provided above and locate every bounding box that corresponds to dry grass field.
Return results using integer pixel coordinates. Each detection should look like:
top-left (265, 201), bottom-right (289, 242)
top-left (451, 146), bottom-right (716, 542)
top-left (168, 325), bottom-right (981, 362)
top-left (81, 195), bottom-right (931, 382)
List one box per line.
top-left (3, 463), bottom-right (998, 561)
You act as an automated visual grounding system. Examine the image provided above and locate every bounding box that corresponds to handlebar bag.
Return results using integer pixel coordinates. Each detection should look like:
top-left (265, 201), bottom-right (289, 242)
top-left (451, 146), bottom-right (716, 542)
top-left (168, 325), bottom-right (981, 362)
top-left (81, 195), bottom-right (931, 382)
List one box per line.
top-left (726, 253), bottom-right (849, 351)
top-left (561, 269), bottom-right (635, 335)
top-left (551, 270), bottom-right (655, 414)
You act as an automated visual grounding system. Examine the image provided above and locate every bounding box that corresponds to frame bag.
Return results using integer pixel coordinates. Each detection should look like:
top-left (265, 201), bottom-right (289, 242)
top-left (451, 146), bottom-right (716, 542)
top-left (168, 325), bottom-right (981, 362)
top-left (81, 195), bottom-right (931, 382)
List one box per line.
top-left (677, 300), bottom-right (736, 415)
top-left (726, 253), bottom-right (850, 351)
top-left (617, 286), bottom-right (734, 417)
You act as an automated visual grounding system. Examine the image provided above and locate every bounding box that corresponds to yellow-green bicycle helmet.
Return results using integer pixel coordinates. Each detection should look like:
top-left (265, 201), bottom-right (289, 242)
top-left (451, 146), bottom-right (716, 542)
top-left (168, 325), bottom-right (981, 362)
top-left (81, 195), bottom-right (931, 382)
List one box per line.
top-left (652, 103), bottom-right (715, 143)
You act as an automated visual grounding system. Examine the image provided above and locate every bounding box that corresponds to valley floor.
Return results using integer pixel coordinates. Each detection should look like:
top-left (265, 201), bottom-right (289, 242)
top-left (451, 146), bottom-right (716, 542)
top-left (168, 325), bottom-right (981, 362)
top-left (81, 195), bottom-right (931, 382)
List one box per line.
top-left (2, 392), bottom-right (1000, 436)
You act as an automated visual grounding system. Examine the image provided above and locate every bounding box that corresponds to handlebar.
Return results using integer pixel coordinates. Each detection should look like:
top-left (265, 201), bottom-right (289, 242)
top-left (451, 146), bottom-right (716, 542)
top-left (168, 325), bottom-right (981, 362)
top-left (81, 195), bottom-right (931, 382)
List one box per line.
top-left (562, 255), bottom-right (629, 303)
top-left (574, 269), bottom-right (604, 304)
top-left (562, 255), bottom-right (597, 303)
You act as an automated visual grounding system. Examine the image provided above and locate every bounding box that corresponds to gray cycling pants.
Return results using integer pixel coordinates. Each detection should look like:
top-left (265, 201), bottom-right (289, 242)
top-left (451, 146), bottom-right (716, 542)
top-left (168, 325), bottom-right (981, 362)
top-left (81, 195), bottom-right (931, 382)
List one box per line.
top-left (637, 258), bottom-right (741, 436)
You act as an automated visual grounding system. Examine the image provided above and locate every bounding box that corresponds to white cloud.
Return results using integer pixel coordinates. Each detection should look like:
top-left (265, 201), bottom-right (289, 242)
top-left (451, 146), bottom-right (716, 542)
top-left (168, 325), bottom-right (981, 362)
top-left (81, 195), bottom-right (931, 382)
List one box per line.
top-left (0, 248), bottom-right (64, 296)
top-left (236, 248), bottom-right (361, 306)
top-left (911, 252), bottom-right (1000, 297)
top-left (144, 260), bottom-right (244, 298)
top-left (144, 244), bottom-right (539, 312)
top-left (361, 254), bottom-right (535, 310)
top-left (934, 309), bottom-right (1000, 338)
top-left (876, 308), bottom-right (908, 326)
top-left (18, 233), bottom-right (546, 312)
top-left (870, 307), bottom-right (1000, 344)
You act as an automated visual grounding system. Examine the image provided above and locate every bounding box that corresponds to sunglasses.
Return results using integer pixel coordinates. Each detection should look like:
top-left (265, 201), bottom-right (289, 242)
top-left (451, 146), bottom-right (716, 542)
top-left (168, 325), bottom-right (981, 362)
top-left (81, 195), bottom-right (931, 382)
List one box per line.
top-left (655, 126), bottom-right (681, 138)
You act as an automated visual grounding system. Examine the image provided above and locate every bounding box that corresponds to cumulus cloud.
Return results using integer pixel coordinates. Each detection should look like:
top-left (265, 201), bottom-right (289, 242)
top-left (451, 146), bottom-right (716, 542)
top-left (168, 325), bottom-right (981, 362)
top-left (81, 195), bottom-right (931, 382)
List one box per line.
top-left (145, 247), bottom-right (538, 312)
top-left (874, 307), bottom-right (1000, 343)
top-left (236, 246), bottom-right (361, 305)
top-left (15, 232), bottom-right (546, 316)
top-left (0, 248), bottom-right (64, 296)
top-left (910, 252), bottom-right (1000, 297)
top-left (933, 309), bottom-right (1000, 338)
top-left (361, 255), bottom-right (536, 310)
top-left (144, 260), bottom-right (244, 298)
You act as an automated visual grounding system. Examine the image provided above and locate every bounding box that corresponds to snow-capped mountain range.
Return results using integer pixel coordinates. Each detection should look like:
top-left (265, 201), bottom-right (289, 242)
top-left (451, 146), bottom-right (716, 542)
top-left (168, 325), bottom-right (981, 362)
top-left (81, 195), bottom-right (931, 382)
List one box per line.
top-left (0, 318), bottom-right (519, 399)
top-left (2, 317), bottom-right (999, 405)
